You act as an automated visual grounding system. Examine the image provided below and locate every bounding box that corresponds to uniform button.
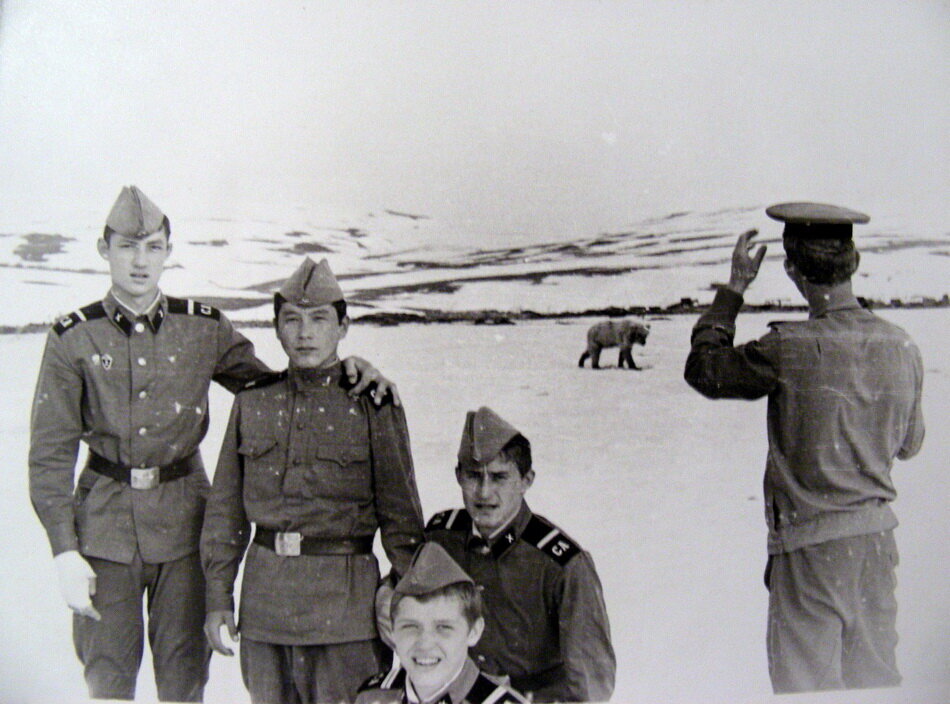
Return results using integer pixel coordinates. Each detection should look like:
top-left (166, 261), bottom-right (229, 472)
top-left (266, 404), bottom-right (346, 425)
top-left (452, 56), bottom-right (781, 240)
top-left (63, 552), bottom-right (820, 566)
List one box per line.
top-left (134, 322), bottom-right (145, 333)
top-left (138, 390), bottom-right (148, 399)
top-left (296, 422), bottom-right (305, 429)
top-left (138, 427), bottom-right (147, 436)
top-left (137, 357), bottom-right (147, 366)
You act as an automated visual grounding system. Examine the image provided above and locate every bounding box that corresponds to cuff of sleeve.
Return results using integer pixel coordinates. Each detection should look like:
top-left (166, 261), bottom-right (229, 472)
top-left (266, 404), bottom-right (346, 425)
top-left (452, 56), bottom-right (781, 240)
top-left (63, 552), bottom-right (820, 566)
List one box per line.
top-left (711, 286), bottom-right (745, 315)
top-left (206, 589), bottom-right (235, 613)
top-left (49, 522), bottom-right (80, 557)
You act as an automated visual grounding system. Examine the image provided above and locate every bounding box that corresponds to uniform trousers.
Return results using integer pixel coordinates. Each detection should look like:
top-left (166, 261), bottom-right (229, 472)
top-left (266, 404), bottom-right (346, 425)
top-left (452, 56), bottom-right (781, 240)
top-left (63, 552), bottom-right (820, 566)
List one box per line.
top-left (766, 530), bottom-right (900, 693)
top-left (73, 551), bottom-right (210, 701)
top-left (240, 637), bottom-right (384, 704)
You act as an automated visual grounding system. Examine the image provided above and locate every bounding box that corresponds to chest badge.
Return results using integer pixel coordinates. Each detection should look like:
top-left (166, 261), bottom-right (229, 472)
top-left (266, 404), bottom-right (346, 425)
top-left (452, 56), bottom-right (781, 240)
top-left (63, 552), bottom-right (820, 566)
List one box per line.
top-left (100, 354), bottom-right (113, 370)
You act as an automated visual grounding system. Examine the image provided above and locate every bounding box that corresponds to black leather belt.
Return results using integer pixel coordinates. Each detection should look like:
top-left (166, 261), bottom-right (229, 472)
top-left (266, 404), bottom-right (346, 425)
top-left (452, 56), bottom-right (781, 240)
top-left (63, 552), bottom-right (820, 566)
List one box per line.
top-left (87, 451), bottom-right (196, 490)
top-left (253, 528), bottom-right (374, 557)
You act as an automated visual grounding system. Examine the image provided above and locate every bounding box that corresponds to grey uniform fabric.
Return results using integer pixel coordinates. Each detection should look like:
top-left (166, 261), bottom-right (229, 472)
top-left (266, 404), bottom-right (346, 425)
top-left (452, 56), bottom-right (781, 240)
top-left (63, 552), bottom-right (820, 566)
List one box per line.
top-left (425, 503), bottom-right (615, 702)
top-left (201, 362), bottom-right (424, 701)
top-left (29, 291), bottom-right (270, 700)
top-left (685, 286), bottom-right (925, 692)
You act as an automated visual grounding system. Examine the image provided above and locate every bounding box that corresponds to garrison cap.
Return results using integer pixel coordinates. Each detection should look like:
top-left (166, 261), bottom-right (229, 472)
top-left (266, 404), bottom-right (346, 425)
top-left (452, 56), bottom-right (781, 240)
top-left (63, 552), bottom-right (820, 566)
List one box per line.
top-left (106, 186), bottom-right (166, 238)
top-left (766, 202), bottom-right (870, 240)
top-left (457, 406), bottom-right (523, 470)
top-left (395, 542), bottom-right (474, 596)
top-left (278, 257), bottom-right (344, 307)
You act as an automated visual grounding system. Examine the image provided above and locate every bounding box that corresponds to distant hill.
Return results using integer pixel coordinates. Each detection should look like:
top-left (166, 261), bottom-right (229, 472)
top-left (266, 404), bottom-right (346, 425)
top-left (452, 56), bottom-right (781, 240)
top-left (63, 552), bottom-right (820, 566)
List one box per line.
top-left (1, 205), bottom-right (946, 330)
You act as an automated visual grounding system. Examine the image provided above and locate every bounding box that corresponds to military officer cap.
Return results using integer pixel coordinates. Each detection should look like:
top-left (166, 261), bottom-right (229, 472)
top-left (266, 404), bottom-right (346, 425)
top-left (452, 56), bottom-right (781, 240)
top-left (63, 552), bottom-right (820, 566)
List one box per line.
top-left (457, 406), bottom-right (524, 470)
top-left (278, 257), bottom-right (345, 307)
top-left (106, 185), bottom-right (167, 238)
top-left (395, 542), bottom-right (474, 597)
top-left (766, 202), bottom-right (870, 240)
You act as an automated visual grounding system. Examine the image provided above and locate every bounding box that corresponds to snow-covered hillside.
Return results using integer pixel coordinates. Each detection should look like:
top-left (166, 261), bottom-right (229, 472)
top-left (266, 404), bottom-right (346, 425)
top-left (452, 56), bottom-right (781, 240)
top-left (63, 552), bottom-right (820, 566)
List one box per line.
top-left (2, 205), bottom-right (946, 329)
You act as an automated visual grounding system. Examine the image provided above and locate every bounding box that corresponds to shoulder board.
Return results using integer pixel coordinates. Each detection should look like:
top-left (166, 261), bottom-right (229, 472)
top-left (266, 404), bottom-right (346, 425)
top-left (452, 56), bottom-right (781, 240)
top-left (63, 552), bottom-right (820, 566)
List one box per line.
top-left (53, 302), bottom-right (107, 336)
top-left (358, 663), bottom-right (406, 692)
top-left (521, 514), bottom-right (581, 566)
top-left (166, 296), bottom-right (221, 320)
top-left (426, 508), bottom-right (472, 532)
top-left (240, 370), bottom-right (288, 393)
top-left (468, 673), bottom-right (528, 704)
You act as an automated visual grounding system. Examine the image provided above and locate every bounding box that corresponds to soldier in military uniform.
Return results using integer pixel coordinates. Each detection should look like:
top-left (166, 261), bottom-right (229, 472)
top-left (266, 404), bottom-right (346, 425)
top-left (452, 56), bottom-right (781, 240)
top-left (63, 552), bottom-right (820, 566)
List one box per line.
top-left (28, 186), bottom-right (394, 701)
top-left (684, 204), bottom-right (925, 692)
top-left (357, 542), bottom-right (528, 704)
top-left (200, 257), bottom-right (425, 704)
top-left (380, 407), bottom-right (615, 702)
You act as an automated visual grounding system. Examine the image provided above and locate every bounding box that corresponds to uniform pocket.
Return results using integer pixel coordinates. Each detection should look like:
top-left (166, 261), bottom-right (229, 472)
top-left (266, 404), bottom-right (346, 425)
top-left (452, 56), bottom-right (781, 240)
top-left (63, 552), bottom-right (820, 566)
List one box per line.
top-left (239, 436), bottom-right (283, 500)
top-left (284, 442), bottom-right (372, 501)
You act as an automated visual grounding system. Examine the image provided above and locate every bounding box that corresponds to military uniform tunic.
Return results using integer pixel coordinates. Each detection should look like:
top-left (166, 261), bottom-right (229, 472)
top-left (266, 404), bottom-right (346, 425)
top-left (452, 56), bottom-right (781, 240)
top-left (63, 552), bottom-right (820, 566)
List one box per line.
top-left (356, 658), bottom-right (528, 704)
top-left (200, 362), bottom-right (425, 645)
top-left (29, 291), bottom-right (268, 563)
top-left (684, 287), bottom-right (925, 554)
top-left (425, 502), bottom-right (615, 703)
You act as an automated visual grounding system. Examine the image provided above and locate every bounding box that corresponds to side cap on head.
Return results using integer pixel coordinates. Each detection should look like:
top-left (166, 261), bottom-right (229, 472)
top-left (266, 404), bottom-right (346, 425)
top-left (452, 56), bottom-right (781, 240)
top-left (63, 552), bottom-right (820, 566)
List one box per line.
top-left (106, 186), bottom-right (166, 238)
top-left (278, 257), bottom-right (344, 308)
top-left (457, 406), bottom-right (522, 470)
top-left (394, 542), bottom-right (474, 597)
top-left (766, 202), bottom-right (870, 240)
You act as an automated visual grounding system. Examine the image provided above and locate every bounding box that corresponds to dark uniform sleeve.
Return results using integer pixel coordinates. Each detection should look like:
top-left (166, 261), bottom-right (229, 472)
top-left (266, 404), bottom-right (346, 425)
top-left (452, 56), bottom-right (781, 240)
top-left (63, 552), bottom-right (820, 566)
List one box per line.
top-left (29, 331), bottom-right (85, 556)
top-left (211, 313), bottom-right (272, 393)
top-left (898, 341), bottom-right (926, 460)
top-left (200, 397), bottom-right (251, 612)
top-left (551, 552), bottom-right (616, 703)
top-left (684, 287), bottom-right (780, 400)
top-left (366, 402), bottom-right (425, 578)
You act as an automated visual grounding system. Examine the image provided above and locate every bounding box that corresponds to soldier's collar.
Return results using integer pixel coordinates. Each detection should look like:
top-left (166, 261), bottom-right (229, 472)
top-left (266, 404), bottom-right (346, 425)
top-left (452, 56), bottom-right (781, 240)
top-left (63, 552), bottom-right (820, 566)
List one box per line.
top-left (405, 658), bottom-right (478, 704)
top-left (288, 361), bottom-right (343, 392)
top-left (104, 291), bottom-right (167, 336)
top-left (807, 288), bottom-right (862, 319)
top-left (468, 502), bottom-right (532, 558)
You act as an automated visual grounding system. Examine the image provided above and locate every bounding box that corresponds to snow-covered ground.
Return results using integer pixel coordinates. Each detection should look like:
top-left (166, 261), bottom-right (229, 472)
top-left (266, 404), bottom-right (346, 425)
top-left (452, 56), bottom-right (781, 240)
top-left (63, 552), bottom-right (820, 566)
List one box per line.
top-left (1, 310), bottom-right (947, 703)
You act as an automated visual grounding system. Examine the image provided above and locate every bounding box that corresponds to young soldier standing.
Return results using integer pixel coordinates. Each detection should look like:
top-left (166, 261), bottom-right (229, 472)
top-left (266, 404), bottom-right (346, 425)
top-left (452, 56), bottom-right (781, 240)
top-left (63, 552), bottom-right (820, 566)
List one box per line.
top-left (684, 204), bottom-right (925, 692)
top-left (357, 542), bottom-right (528, 704)
top-left (28, 186), bottom-right (392, 701)
top-left (200, 257), bottom-right (425, 704)
top-left (380, 407), bottom-right (615, 703)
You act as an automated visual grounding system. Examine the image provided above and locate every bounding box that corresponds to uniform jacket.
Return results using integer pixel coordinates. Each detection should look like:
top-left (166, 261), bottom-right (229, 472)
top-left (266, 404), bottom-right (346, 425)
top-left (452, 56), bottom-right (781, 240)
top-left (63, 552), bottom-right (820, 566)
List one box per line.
top-left (356, 658), bottom-right (528, 704)
top-left (200, 363), bottom-right (425, 645)
top-left (685, 287), bottom-right (925, 554)
top-left (29, 292), bottom-right (269, 564)
top-left (425, 502), bottom-right (615, 703)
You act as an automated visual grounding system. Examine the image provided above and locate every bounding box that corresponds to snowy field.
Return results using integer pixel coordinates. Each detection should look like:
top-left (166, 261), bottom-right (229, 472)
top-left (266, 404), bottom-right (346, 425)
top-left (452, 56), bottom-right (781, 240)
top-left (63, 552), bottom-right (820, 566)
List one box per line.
top-left (1, 309), bottom-right (946, 704)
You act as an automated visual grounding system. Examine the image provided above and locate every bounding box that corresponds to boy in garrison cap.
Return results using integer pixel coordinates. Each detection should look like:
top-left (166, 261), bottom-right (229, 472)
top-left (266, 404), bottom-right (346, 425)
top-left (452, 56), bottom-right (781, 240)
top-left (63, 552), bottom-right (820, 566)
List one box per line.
top-left (200, 257), bottom-right (425, 704)
top-left (28, 187), bottom-right (394, 701)
top-left (685, 204), bottom-right (925, 693)
top-left (357, 542), bottom-right (528, 704)
top-left (381, 407), bottom-right (615, 702)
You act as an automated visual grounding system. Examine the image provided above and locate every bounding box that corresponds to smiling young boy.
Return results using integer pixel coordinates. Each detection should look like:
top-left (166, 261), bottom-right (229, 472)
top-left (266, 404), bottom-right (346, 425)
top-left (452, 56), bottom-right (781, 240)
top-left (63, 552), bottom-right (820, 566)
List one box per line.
top-left (200, 257), bottom-right (424, 703)
top-left (357, 542), bottom-right (527, 704)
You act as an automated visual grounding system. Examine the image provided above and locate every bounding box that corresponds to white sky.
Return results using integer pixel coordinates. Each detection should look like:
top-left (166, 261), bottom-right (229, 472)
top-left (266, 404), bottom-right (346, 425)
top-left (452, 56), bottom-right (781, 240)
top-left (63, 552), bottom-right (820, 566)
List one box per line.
top-left (0, 1), bottom-right (947, 241)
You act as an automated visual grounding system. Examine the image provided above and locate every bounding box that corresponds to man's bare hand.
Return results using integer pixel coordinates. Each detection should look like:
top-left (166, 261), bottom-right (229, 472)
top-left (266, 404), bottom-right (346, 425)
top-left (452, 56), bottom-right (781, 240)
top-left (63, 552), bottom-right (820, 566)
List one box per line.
top-left (204, 610), bottom-right (239, 656)
top-left (728, 229), bottom-right (767, 295)
top-left (342, 356), bottom-right (402, 407)
top-left (54, 550), bottom-right (101, 621)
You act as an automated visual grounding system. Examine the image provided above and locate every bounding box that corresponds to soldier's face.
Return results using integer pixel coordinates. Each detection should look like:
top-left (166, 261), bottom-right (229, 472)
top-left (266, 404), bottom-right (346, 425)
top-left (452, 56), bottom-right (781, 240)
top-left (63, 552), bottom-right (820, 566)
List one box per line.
top-left (392, 595), bottom-right (484, 700)
top-left (277, 302), bottom-right (348, 369)
top-left (457, 458), bottom-right (534, 537)
top-left (98, 230), bottom-right (170, 306)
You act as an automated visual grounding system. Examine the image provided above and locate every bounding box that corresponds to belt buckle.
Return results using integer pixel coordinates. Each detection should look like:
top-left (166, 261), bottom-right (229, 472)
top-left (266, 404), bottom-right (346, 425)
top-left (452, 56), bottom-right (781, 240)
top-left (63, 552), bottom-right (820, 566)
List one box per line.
top-left (130, 466), bottom-right (160, 490)
top-left (275, 532), bottom-right (302, 557)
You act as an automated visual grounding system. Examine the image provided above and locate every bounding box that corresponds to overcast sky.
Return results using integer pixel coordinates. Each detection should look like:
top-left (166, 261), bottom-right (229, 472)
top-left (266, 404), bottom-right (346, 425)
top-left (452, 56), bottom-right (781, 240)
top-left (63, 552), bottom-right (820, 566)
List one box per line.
top-left (1, 1), bottom-right (946, 240)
